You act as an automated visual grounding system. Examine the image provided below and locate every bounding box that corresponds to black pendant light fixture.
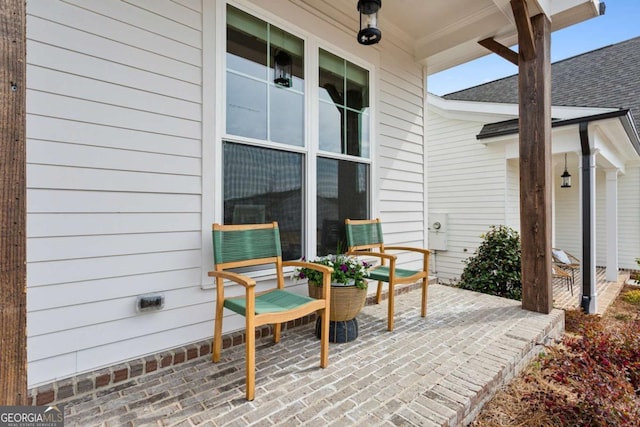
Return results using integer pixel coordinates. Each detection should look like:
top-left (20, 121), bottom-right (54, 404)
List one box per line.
top-left (357, 0), bottom-right (382, 45)
top-left (561, 153), bottom-right (572, 188)
top-left (274, 49), bottom-right (293, 88)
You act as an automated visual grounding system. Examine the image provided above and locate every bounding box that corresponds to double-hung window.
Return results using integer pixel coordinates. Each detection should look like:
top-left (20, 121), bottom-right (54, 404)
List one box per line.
top-left (224, 5), bottom-right (370, 261)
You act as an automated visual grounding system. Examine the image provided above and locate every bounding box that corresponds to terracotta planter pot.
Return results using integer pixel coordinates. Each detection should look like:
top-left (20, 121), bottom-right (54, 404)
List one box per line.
top-left (308, 282), bottom-right (366, 321)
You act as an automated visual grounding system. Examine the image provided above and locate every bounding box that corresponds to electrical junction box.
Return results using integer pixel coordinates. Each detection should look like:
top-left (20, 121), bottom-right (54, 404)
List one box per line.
top-left (136, 294), bottom-right (165, 313)
top-left (428, 213), bottom-right (448, 251)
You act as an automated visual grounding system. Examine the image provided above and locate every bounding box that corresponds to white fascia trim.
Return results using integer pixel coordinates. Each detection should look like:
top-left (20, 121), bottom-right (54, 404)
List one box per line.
top-left (427, 93), bottom-right (518, 119)
top-left (428, 93), bottom-right (618, 121)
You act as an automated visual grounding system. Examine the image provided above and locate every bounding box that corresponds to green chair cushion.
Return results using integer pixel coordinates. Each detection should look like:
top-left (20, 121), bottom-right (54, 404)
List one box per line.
top-left (224, 289), bottom-right (316, 316)
top-left (369, 266), bottom-right (420, 282)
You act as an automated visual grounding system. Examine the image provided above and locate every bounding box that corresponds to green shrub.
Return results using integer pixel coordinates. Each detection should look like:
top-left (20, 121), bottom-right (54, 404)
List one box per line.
top-left (621, 289), bottom-right (640, 306)
top-left (457, 225), bottom-right (522, 300)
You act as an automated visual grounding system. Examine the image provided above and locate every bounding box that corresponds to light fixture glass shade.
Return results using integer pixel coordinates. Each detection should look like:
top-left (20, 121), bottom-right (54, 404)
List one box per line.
top-left (357, 0), bottom-right (382, 45)
top-left (561, 153), bottom-right (571, 188)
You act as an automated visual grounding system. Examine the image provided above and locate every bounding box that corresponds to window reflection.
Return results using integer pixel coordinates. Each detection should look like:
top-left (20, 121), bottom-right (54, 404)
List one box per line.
top-left (318, 49), bottom-right (370, 158)
top-left (226, 5), bottom-right (304, 146)
top-left (224, 142), bottom-right (303, 260)
top-left (317, 158), bottom-right (369, 255)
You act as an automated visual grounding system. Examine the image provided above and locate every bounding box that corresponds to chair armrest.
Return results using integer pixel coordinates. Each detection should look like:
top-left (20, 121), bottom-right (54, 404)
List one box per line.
top-left (208, 270), bottom-right (256, 288)
top-left (346, 250), bottom-right (397, 262)
top-left (384, 246), bottom-right (431, 256)
top-left (282, 261), bottom-right (333, 275)
top-left (283, 261), bottom-right (333, 300)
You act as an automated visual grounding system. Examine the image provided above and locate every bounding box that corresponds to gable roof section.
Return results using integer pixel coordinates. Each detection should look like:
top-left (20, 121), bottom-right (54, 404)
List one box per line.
top-left (443, 36), bottom-right (640, 132)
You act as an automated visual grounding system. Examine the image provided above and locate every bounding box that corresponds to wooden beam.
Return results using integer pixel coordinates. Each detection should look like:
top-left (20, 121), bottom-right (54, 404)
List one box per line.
top-left (511, 0), bottom-right (536, 61)
top-left (518, 13), bottom-right (553, 314)
top-left (0, 0), bottom-right (28, 405)
top-left (478, 38), bottom-right (519, 65)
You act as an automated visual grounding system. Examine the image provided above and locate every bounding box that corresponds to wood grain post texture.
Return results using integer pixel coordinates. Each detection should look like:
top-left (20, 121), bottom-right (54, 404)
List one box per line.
top-left (518, 13), bottom-right (553, 314)
top-left (0, 0), bottom-right (28, 405)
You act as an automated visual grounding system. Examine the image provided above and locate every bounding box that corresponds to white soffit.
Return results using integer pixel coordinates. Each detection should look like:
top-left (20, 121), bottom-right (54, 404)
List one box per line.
top-left (294, 0), bottom-right (600, 73)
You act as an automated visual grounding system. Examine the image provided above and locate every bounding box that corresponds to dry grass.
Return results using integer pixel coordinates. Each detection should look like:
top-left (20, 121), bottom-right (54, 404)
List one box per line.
top-left (471, 284), bottom-right (640, 427)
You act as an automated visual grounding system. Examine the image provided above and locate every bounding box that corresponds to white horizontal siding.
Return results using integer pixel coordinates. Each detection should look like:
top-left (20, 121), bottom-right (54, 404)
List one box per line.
top-left (28, 190), bottom-right (201, 213)
top-left (617, 166), bottom-right (640, 269)
top-left (28, 212), bottom-right (201, 237)
top-left (28, 115), bottom-right (201, 157)
top-left (595, 169), bottom-right (607, 266)
top-left (26, 0), bottom-right (205, 387)
top-left (426, 110), bottom-right (510, 281)
top-left (505, 159), bottom-right (520, 230)
top-left (375, 39), bottom-right (427, 271)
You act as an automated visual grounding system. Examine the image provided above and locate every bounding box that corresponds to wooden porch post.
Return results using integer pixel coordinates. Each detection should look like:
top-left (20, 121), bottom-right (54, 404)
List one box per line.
top-left (518, 12), bottom-right (553, 314)
top-left (0, 0), bottom-right (28, 405)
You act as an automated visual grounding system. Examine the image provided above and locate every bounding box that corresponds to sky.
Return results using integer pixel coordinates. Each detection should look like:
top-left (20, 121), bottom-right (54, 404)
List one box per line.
top-left (427, 0), bottom-right (640, 96)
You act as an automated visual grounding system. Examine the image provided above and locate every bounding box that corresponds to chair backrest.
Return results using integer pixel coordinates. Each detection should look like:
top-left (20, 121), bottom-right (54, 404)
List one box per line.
top-left (212, 222), bottom-right (282, 270)
top-left (552, 248), bottom-right (573, 265)
top-left (345, 218), bottom-right (384, 252)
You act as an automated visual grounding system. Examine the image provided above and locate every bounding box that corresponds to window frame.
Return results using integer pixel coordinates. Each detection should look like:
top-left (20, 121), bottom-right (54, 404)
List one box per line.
top-left (201, 0), bottom-right (377, 285)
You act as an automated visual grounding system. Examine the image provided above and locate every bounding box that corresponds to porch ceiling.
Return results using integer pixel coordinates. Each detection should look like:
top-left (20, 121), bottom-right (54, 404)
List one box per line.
top-left (372, 0), bottom-right (601, 74)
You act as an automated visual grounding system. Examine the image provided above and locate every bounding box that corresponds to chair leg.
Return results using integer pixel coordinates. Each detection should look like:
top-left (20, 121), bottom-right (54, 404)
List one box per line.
top-left (273, 322), bottom-right (281, 343)
top-left (245, 318), bottom-right (256, 401)
top-left (570, 277), bottom-right (574, 296)
top-left (212, 299), bottom-right (224, 363)
top-left (376, 281), bottom-right (383, 304)
top-left (319, 306), bottom-right (329, 368)
top-left (421, 277), bottom-right (428, 318)
top-left (387, 283), bottom-right (395, 331)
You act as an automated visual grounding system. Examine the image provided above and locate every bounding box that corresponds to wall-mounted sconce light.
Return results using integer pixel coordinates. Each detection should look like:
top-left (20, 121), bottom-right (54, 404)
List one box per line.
top-left (357, 0), bottom-right (381, 45)
top-left (561, 153), bottom-right (572, 188)
top-left (274, 49), bottom-right (292, 88)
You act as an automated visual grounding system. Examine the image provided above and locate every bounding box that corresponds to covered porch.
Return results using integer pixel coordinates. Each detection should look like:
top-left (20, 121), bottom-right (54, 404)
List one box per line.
top-left (55, 269), bottom-right (625, 426)
top-left (60, 284), bottom-right (565, 426)
top-left (1, 0), bottom-right (605, 407)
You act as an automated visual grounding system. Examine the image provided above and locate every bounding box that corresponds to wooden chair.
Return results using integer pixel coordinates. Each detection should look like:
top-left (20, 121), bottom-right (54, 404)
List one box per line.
top-left (552, 248), bottom-right (580, 289)
top-left (208, 222), bottom-right (333, 400)
top-left (344, 218), bottom-right (430, 331)
top-left (552, 264), bottom-right (574, 295)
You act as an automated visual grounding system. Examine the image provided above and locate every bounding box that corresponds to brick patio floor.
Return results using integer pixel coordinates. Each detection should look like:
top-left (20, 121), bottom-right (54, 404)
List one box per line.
top-left (59, 281), bottom-right (581, 427)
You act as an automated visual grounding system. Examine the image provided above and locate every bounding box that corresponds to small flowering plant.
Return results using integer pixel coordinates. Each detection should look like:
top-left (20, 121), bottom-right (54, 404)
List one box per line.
top-left (293, 254), bottom-right (370, 289)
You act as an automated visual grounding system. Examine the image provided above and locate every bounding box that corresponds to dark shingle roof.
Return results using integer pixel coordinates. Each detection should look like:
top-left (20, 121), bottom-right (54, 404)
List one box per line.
top-left (443, 36), bottom-right (640, 131)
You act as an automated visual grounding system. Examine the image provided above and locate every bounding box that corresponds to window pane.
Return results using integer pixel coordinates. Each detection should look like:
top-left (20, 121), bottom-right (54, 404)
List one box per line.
top-left (319, 49), bottom-right (344, 105)
top-left (318, 49), bottom-right (370, 158)
top-left (346, 62), bottom-right (369, 109)
top-left (224, 142), bottom-right (303, 260)
top-left (227, 6), bottom-right (267, 79)
top-left (316, 157), bottom-right (369, 255)
top-left (270, 87), bottom-right (304, 146)
top-left (270, 25), bottom-right (304, 92)
top-left (226, 73), bottom-right (267, 139)
top-left (319, 101), bottom-right (342, 153)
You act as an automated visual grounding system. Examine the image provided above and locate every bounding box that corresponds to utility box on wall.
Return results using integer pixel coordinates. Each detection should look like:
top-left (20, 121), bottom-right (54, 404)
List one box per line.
top-left (428, 213), bottom-right (448, 251)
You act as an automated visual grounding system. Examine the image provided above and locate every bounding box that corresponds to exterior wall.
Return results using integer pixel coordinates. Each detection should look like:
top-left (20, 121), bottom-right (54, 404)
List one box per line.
top-left (505, 159), bottom-right (520, 230)
top-left (26, 0), bottom-right (206, 387)
top-left (426, 110), bottom-right (509, 282)
top-left (26, 0), bottom-right (426, 387)
top-left (376, 47), bottom-right (426, 264)
top-left (596, 168), bottom-right (607, 266)
top-left (556, 162), bottom-right (640, 271)
top-left (617, 165), bottom-right (640, 269)
top-left (553, 154), bottom-right (581, 258)
top-left (427, 106), bottom-right (640, 283)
